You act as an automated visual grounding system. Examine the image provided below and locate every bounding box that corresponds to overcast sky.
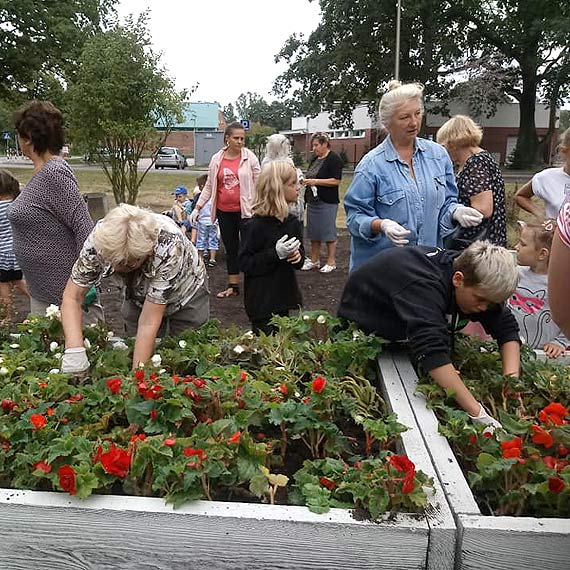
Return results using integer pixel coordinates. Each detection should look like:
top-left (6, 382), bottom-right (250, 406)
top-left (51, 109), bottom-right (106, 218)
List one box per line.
top-left (116, 0), bottom-right (321, 106)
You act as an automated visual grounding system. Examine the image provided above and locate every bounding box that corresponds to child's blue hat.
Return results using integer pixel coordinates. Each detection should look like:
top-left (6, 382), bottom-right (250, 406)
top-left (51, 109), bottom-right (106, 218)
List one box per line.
top-left (172, 186), bottom-right (188, 195)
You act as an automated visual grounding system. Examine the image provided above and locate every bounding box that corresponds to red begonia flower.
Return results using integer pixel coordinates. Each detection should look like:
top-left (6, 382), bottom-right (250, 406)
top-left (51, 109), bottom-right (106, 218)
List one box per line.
top-left (1, 399), bottom-right (16, 412)
top-left (38, 382), bottom-right (48, 388)
top-left (193, 378), bottom-right (206, 389)
top-left (99, 445), bottom-right (131, 478)
top-left (279, 383), bottom-right (288, 395)
top-left (548, 477), bottom-right (566, 494)
top-left (149, 410), bottom-right (158, 419)
top-left (33, 461), bottom-right (51, 473)
top-left (57, 465), bottom-right (76, 494)
top-left (312, 376), bottom-right (326, 393)
top-left (389, 455), bottom-right (416, 474)
top-left (239, 371), bottom-right (247, 383)
top-left (163, 438), bottom-right (176, 447)
top-left (502, 447), bottom-right (526, 463)
top-left (468, 434), bottom-right (478, 445)
top-left (227, 431), bottom-right (241, 444)
top-left (501, 437), bottom-right (522, 451)
top-left (134, 370), bottom-right (145, 381)
top-left (402, 472), bottom-right (416, 494)
top-left (543, 403), bottom-right (567, 418)
top-left (106, 377), bottom-right (122, 394)
top-left (319, 476), bottom-right (337, 491)
top-left (46, 408), bottom-right (54, 416)
top-left (30, 414), bottom-right (47, 429)
top-left (130, 434), bottom-right (146, 444)
top-left (531, 425), bottom-right (554, 448)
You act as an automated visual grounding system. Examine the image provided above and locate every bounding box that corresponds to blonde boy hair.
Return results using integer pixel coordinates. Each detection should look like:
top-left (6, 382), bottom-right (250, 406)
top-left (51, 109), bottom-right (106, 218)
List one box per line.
top-left (453, 241), bottom-right (519, 304)
top-left (379, 80), bottom-right (424, 129)
top-left (436, 115), bottom-right (483, 148)
top-left (559, 127), bottom-right (570, 149)
top-left (92, 204), bottom-right (159, 268)
top-left (253, 161), bottom-right (297, 222)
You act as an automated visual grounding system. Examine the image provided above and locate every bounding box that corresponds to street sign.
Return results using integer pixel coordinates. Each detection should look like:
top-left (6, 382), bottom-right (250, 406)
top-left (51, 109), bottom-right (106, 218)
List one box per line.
top-left (240, 119), bottom-right (250, 130)
top-left (2, 132), bottom-right (11, 140)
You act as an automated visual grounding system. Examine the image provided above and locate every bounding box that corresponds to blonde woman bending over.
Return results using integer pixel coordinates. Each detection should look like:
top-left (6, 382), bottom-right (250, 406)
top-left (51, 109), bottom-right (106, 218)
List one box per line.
top-left (60, 204), bottom-right (209, 373)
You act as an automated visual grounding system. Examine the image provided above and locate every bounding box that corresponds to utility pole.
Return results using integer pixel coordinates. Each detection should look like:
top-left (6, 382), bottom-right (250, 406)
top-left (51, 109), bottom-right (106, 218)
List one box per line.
top-left (395, 0), bottom-right (401, 80)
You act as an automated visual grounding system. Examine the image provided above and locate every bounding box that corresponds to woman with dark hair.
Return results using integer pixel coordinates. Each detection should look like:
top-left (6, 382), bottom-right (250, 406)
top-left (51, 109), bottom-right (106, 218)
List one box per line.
top-left (300, 132), bottom-right (343, 273)
top-left (8, 100), bottom-right (95, 316)
top-left (190, 122), bottom-right (260, 298)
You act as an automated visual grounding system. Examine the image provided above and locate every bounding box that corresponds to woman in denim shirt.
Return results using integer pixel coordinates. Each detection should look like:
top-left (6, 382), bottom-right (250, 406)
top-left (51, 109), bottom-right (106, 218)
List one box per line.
top-left (344, 81), bottom-right (483, 271)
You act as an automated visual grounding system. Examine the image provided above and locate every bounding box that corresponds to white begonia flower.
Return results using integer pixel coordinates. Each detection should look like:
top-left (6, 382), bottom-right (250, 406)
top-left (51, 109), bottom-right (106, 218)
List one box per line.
top-left (0, 367), bottom-right (9, 375)
top-left (0, 356), bottom-right (3, 363)
top-left (274, 366), bottom-right (285, 371)
top-left (49, 369), bottom-right (60, 374)
top-left (303, 314), bottom-right (311, 321)
top-left (49, 341), bottom-right (59, 352)
top-left (9, 343), bottom-right (19, 349)
top-left (113, 341), bottom-right (129, 351)
top-left (45, 304), bottom-right (61, 319)
top-left (9, 333), bottom-right (20, 339)
top-left (294, 391), bottom-right (301, 398)
top-left (352, 331), bottom-right (361, 341)
top-left (233, 345), bottom-right (245, 355)
top-left (54, 353), bottom-right (62, 360)
top-left (178, 340), bottom-right (187, 349)
top-left (159, 368), bottom-right (166, 374)
top-left (316, 315), bottom-right (326, 324)
top-left (107, 331), bottom-right (115, 340)
top-left (151, 354), bottom-right (162, 367)
top-left (243, 330), bottom-right (254, 340)
top-left (83, 338), bottom-right (91, 349)
top-left (16, 366), bottom-right (25, 371)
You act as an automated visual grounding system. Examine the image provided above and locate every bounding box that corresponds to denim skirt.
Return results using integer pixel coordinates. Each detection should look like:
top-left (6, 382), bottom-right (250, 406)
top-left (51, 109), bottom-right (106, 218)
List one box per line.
top-left (306, 201), bottom-right (338, 241)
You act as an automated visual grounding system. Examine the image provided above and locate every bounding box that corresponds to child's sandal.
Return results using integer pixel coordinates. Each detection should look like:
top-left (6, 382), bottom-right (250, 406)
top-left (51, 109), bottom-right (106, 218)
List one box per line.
top-left (216, 284), bottom-right (239, 298)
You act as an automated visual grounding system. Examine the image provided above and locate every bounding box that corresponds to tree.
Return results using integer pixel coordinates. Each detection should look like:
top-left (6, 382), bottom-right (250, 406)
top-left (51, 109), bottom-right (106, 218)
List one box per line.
top-left (67, 14), bottom-right (184, 204)
top-left (244, 122), bottom-right (275, 160)
top-left (0, 0), bottom-right (116, 99)
top-left (449, 0), bottom-right (570, 168)
top-left (274, 0), bottom-right (465, 126)
top-left (234, 92), bottom-right (298, 132)
top-left (222, 102), bottom-right (237, 123)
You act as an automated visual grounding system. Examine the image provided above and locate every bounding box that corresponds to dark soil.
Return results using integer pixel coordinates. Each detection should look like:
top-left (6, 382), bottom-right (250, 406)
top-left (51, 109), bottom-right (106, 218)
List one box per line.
top-left (9, 230), bottom-right (351, 333)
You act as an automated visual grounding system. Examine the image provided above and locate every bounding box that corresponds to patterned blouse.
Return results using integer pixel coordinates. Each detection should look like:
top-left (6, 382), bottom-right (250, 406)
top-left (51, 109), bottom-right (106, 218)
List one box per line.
top-left (71, 215), bottom-right (206, 316)
top-left (0, 199), bottom-right (19, 271)
top-left (456, 151), bottom-right (507, 247)
top-left (557, 201), bottom-right (570, 248)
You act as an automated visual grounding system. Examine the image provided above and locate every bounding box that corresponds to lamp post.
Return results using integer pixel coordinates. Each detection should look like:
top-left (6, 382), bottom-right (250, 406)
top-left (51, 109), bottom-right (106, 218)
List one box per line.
top-left (305, 116), bottom-right (310, 161)
top-left (395, 0), bottom-right (401, 80)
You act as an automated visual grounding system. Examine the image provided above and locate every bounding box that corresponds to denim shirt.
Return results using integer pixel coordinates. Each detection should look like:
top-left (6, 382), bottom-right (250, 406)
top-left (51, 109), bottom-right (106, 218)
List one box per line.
top-left (344, 136), bottom-right (459, 271)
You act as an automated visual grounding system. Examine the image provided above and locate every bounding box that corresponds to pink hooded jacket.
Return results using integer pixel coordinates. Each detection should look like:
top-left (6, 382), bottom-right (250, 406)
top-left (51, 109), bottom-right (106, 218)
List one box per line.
top-left (197, 147), bottom-right (261, 222)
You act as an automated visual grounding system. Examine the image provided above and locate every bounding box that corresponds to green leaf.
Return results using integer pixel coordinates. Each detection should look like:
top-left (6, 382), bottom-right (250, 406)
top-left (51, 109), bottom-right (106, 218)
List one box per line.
top-left (497, 411), bottom-right (531, 435)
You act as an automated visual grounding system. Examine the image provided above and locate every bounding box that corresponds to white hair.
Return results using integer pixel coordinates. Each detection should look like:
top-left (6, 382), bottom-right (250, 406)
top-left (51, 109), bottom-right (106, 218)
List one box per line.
top-left (264, 134), bottom-right (291, 162)
top-left (92, 204), bottom-right (159, 268)
top-left (379, 80), bottom-right (424, 129)
top-left (453, 241), bottom-right (519, 304)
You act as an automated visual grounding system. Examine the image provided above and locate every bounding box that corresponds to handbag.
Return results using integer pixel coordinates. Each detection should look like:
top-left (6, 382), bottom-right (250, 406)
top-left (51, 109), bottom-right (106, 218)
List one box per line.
top-left (443, 222), bottom-right (489, 251)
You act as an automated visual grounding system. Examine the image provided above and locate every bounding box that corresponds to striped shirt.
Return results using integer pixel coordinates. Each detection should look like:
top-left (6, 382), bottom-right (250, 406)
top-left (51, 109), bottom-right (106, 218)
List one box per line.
top-left (0, 199), bottom-right (19, 271)
top-left (557, 201), bottom-right (570, 248)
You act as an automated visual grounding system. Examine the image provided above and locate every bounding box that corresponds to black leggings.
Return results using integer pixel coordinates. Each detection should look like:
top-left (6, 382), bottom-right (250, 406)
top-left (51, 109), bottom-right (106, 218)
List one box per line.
top-left (217, 209), bottom-right (242, 276)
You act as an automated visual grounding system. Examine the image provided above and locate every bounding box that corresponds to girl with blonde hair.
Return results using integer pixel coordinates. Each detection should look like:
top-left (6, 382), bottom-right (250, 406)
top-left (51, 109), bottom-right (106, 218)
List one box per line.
top-left (238, 161), bottom-right (305, 334)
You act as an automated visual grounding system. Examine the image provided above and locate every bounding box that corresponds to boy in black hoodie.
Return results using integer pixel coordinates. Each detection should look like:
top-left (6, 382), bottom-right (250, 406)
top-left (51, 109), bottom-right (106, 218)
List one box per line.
top-left (338, 241), bottom-right (520, 430)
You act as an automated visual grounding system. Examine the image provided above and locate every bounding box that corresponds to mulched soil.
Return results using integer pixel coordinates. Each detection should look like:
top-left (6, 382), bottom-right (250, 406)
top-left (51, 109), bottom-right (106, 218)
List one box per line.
top-left (9, 230), bottom-right (351, 333)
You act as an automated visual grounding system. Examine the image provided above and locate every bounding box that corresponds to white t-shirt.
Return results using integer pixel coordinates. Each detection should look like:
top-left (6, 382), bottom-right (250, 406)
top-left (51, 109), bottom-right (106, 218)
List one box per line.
top-left (532, 167), bottom-right (570, 219)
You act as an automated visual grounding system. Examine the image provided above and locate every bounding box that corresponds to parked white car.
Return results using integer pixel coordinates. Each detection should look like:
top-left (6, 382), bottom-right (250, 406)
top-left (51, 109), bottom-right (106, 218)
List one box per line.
top-left (154, 147), bottom-right (186, 169)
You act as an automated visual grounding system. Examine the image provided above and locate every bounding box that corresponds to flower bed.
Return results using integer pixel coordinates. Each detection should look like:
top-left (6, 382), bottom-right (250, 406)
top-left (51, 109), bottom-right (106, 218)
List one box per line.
top-left (387, 340), bottom-right (570, 570)
top-left (0, 312), bottom-right (455, 569)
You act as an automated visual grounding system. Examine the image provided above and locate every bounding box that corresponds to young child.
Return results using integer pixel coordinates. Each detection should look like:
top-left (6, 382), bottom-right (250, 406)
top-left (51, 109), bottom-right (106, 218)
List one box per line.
top-left (0, 170), bottom-right (28, 324)
top-left (191, 174), bottom-right (208, 246)
top-left (170, 186), bottom-right (192, 234)
top-left (195, 175), bottom-right (219, 267)
top-left (238, 161), bottom-right (305, 335)
top-left (508, 220), bottom-right (569, 358)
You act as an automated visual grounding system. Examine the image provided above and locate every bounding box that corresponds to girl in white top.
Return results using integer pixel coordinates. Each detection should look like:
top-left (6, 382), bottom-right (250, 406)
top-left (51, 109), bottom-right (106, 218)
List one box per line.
top-left (515, 127), bottom-right (570, 219)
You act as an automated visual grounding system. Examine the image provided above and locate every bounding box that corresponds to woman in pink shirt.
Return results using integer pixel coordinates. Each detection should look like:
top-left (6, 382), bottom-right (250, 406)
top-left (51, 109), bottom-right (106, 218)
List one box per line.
top-left (191, 122), bottom-right (260, 298)
top-left (549, 201), bottom-right (570, 337)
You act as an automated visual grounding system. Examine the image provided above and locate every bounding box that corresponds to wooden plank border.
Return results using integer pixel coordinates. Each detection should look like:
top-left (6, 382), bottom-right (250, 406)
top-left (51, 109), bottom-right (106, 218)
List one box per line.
top-left (390, 351), bottom-right (570, 570)
top-left (377, 353), bottom-right (457, 570)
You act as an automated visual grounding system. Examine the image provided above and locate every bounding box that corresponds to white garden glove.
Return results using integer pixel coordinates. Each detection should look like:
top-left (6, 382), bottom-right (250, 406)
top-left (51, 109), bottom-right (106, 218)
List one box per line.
top-left (188, 207), bottom-right (200, 225)
top-left (275, 235), bottom-right (300, 259)
top-left (380, 219), bottom-right (411, 246)
top-left (469, 403), bottom-right (502, 435)
top-left (61, 347), bottom-right (90, 374)
top-left (453, 206), bottom-right (484, 228)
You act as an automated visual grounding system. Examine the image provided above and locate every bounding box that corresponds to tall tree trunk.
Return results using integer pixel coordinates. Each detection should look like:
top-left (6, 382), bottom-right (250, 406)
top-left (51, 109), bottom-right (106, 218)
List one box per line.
top-left (512, 61), bottom-right (539, 168)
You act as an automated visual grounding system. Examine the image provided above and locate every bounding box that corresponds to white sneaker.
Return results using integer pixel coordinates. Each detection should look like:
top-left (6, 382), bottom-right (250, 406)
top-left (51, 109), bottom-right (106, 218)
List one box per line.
top-left (319, 264), bottom-right (337, 273)
top-left (301, 259), bottom-right (320, 271)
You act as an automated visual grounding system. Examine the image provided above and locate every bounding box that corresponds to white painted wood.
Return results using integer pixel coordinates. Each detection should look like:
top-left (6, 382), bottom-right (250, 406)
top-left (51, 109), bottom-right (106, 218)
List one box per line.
top-left (534, 349), bottom-right (570, 365)
top-left (377, 354), bottom-right (457, 570)
top-left (389, 352), bottom-right (570, 569)
top-left (459, 514), bottom-right (570, 570)
top-left (391, 353), bottom-right (479, 515)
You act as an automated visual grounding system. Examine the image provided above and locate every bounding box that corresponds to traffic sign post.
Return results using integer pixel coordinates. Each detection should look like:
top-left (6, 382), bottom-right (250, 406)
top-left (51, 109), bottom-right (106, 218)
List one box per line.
top-left (240, 119), bottom-right (250, 130)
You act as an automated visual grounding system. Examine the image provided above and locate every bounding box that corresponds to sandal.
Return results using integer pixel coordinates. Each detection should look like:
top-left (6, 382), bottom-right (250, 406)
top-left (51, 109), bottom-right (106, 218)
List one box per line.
top-left (216, 284), bottom-right (239, 298)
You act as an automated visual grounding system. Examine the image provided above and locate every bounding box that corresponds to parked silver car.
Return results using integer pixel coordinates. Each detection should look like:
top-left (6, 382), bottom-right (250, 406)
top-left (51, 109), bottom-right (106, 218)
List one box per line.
top-left (154, 147), bottom-right (186, 169)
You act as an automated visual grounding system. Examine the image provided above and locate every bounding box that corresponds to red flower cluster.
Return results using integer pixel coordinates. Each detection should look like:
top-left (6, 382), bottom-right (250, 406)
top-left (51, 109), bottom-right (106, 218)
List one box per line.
top-left (105, 377), bottom-right (122, 394)
top-left (548, 477), bottom-right (566, 494)
top-left (389, 454), bottom-right (416, 494)
top-left (30, 414), bottom-right (47, 429)
top-left (501, 437), bottom-right (526, 464)
top-left (538, 403), bottom-right (567, 426)
top-left (96, 444), bottom-right (131, 478)
top-left (531, 425), bottom-right (554, 448)
top-left (33, 461), bottom-right (51, 473)
top-left (1, 399), bottom-right (16, 412)
top-left (184, 446), bottom-right (207, 467)
top-left (312, 376), bottom-right (326, 393)
top-left (58, 465), bottom-right (76, 494)
top-left (279, 383), bottom-right (289, 395)
top-left (138, 381), bottom-right (162, 400)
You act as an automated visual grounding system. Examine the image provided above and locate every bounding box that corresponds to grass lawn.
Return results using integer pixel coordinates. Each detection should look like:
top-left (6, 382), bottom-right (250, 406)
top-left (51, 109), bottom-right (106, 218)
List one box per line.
top-left (7, 166), bottom-right (532, 247)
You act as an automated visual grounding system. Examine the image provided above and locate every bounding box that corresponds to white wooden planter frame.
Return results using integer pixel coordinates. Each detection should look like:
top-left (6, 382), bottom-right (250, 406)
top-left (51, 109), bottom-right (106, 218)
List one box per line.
top-left (0, 356), bottom-right (455, 570)
top-left (388, 351), bottom-right (570, 570)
